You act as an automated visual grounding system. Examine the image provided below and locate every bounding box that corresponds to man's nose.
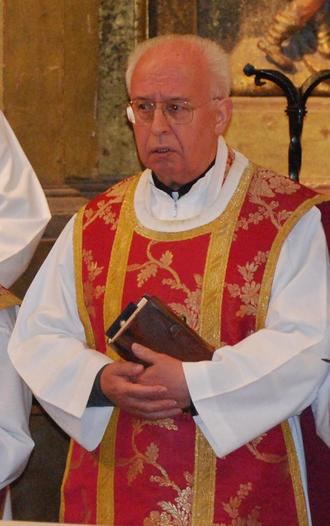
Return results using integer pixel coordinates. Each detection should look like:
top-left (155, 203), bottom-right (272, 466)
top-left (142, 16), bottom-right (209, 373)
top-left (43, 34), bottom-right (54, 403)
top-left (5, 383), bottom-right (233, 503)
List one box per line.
top-left (150, 106), bottom-right (171, 134)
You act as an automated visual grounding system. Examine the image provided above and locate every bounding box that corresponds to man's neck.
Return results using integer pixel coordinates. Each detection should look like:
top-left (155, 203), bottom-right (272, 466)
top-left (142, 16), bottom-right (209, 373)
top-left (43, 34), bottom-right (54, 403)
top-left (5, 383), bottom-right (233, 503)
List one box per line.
top-left (152, 158), bottom-right (216, 199)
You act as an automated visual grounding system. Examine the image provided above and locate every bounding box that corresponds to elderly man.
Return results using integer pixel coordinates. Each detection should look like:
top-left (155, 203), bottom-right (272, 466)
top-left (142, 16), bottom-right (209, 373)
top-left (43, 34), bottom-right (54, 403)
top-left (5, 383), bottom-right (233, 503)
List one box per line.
top-left (9, 34), bottom-right (329, 525)
top-left (0, 112), bottom-right (50, 519)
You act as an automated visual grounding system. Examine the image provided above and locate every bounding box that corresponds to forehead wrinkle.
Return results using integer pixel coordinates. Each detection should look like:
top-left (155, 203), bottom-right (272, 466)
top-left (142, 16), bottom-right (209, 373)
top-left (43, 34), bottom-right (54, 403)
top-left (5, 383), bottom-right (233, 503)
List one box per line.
top-left (131, 45), bottom-right (212, 101)
top-left (131, 68), bottom-right (210, 102)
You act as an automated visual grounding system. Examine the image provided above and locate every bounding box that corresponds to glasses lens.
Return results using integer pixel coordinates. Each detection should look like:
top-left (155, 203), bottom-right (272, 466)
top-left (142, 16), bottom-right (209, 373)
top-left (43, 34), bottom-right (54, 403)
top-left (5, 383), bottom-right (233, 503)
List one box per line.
top-left (132, 100), bottom-right (155, 122)
top-left (129, 99), bottom-right (194, 124)
top-left (164, 101), bottom-right (193, 123)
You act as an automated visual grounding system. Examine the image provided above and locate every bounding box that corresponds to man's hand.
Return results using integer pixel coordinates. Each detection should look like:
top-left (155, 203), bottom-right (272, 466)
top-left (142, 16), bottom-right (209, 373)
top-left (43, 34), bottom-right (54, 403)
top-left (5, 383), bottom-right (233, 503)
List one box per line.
top-left (99, 360), bottom-right (181, 419)
top-left (132, 343), bottom-right (191, 409)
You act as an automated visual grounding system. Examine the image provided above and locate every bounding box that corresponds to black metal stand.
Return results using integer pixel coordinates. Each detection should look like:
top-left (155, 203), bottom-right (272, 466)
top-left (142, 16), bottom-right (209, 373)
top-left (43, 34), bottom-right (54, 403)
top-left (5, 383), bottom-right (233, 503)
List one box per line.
top-left (243, 64), bottom-right (330, 182)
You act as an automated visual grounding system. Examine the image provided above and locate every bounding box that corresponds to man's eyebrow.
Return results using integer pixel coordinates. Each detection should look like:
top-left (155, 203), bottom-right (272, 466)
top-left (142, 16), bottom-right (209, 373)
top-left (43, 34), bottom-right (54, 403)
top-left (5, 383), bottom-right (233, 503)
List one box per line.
top-left (132, 97), bottom-right (190, 102)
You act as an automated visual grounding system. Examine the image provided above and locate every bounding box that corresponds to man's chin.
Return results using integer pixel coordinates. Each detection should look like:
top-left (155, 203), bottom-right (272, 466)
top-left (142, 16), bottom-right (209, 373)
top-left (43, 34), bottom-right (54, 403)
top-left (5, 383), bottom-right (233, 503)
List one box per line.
top-left (151, 170), bottom-right (184, 188)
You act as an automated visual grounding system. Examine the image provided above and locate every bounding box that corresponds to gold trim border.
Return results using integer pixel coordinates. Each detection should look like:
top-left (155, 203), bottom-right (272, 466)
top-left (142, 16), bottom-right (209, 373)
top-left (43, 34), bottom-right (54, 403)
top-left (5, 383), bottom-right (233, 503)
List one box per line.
top-left (60, 206), bottom-right (97, 521)
top-left (59, 439), bottom-right (74, 522)
top-left (73, 206), bottom-right (96, 348)
top-left (97, 409), bottom-right (120, 525)
top-left (282, 421), bottom-right (309, 526)
top-left (98, 179), bottom-right (138, 524)
top-left (191, 162), bottom-right (254, 525)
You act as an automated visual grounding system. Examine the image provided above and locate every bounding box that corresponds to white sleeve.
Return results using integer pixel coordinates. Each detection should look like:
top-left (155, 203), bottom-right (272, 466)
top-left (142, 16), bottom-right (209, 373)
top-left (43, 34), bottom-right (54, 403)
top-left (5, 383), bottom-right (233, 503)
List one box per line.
top-left (8, 217), bottom-right (113, 452)
top-left (0, 112), bottom-right (51, 286)
top-left (0, 307), bottom-right (34, 489)
top-left (183, 207), bottom-right (330, 457)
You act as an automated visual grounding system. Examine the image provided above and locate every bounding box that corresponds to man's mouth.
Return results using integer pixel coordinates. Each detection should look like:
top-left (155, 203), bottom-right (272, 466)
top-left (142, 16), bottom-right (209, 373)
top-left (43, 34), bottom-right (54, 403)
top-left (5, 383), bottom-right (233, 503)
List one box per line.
top-left (152, 147), bottom-right (171, 154)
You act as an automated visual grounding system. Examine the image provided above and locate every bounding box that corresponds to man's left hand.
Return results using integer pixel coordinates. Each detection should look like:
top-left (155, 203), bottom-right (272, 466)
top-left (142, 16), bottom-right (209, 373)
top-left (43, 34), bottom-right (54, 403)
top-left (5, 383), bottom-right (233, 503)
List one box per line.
top-left (132, 343), bottom-right (191, 409)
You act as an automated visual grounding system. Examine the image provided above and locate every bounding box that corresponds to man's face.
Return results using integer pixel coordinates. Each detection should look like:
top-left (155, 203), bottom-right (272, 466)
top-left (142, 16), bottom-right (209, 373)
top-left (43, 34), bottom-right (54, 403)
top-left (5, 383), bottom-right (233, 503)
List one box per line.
top-left (129, 43), bottom-right (232, 188)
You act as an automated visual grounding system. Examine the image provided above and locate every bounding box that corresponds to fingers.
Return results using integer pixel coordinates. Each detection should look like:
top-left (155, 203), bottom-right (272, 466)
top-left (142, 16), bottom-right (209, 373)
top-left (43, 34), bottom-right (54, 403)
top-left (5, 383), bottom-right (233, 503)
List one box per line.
top-left (104, 360), bottom-right (144, 378)
top-left (111, 382), bottom-right (182, 419)
top-left (98, 359), bottom-right (184, 419)
top-left (124, 397), bottom-right (182, 420)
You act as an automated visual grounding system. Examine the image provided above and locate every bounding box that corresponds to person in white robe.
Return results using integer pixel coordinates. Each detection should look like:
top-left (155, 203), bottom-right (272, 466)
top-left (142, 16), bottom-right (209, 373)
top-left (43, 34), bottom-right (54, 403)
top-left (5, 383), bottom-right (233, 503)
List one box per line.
top-left (8, 136), bottom-right (330, 521)
top-left (0, 111), bottom-right (51, 519)
top-left (8, 35), bottom-right (330, 524)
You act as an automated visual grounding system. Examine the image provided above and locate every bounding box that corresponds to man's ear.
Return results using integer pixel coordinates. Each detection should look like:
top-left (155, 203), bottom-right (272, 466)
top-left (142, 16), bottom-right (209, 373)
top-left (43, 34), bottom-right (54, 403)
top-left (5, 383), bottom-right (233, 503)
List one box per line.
top-left (214, 97), bottom-right (233, 136)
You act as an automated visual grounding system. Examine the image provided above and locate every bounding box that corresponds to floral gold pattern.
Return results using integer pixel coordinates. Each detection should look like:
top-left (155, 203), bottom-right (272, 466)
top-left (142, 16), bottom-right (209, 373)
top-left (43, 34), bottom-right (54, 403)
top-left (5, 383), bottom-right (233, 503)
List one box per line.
top-left (127, 240), bottom-right (202, 331)
top-left (225, 251), bottom-right (269, 318)
top-left (246, 434), bottom-right (287, 464)
top-left (117, 418), bottom-right (194, 526)
top-left (83, 179), bottom-right (131, 230)
top-left (236, 168), bottom-right (300, 233)
top-left (216, 483), bottom-right (262, 526)
top-left (82, 249), bottom-right (105, 318)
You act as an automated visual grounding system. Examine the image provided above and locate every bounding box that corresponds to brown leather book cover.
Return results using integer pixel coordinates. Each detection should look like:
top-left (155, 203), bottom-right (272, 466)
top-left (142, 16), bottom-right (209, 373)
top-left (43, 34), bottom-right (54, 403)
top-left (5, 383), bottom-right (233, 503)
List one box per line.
top-left (106, 295), bottom-right (214, 366)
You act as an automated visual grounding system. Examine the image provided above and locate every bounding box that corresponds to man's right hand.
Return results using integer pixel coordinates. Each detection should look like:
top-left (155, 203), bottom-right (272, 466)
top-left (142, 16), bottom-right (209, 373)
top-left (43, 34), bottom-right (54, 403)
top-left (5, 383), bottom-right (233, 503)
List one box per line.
top-left (99, 362), bottom-right (181, 420)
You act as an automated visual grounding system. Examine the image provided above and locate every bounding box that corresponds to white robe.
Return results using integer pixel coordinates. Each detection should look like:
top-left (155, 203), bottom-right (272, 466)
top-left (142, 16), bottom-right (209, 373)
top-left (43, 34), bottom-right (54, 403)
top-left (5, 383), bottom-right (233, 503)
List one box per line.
top-left (8, 138), bottom-right (330, 524)
top-left (0, 112), bottom-right (51, 519)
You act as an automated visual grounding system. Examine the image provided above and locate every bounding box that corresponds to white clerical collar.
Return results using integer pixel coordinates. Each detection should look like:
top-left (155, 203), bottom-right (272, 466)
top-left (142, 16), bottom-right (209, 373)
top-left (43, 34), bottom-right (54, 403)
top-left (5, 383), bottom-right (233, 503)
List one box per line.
top-left (134, 137), bottom-right (249, 232)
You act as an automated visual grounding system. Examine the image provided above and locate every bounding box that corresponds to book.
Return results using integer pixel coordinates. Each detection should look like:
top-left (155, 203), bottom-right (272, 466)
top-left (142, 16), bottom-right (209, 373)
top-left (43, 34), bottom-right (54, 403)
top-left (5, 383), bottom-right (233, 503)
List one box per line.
top-left (106, 295), bottom-right (214, 366)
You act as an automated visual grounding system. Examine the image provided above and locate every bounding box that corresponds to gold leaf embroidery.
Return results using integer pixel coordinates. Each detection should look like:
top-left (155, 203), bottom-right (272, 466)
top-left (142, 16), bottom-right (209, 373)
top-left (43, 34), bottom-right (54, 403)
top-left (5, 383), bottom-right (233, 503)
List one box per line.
top-left (127, 241), bottom-right (202, 332)
top-left (226, 252), bottom-right (269, 319)
top-left (246, 435), bottom-right (287, 464)
top-left (268, 174), bottom-right (299, 195)
top-left (236, 169), bottom-right (299, 233)
top-left (216, 483), bottom-right (262, 526)
top-left (117, 418), bottom-right (193, 525)
top-left (83, 250), bottom-right (105, 318)
top-left (137, 263), bottom-right (158, 287)
top-left (83, 249), bottom-right (104, 282)
top-left (159, 250), bottom-right (173, 267)
top-left (146, 442), bottom-right (159, 464)
top-left (128, 457), bottom-right (144, 485)
top-left (144, 483), bottom-right (193, 525)
top-left (83, 178), bottom-right (131, 229)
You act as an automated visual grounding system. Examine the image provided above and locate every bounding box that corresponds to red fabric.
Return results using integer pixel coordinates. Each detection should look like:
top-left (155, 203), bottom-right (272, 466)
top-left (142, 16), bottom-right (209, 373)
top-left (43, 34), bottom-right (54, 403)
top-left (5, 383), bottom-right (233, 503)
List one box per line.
top-left (300, 408), bottom-right (330, 526)
top-left (61, 446), bottom-right (99, 524)
top-left (317, 200), bottom-right (330, 250)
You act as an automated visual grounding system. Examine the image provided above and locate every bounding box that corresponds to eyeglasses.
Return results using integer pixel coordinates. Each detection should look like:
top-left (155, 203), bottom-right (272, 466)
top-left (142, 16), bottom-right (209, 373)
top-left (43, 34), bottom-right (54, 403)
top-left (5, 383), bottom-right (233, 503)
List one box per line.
top-left (127, 98), bottom-right (219, 125)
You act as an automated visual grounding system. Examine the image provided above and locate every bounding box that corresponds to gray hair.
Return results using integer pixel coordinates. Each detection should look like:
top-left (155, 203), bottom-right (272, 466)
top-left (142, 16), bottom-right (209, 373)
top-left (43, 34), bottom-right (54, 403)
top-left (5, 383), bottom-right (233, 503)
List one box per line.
top-left (125, 34), bottom-right (231, 98)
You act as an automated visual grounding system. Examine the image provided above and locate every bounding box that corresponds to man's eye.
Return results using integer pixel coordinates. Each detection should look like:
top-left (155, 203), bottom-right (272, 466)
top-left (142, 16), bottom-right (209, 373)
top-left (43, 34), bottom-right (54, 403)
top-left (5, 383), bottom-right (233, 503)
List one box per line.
top-left (137, 102), bottom-right (154, 112)
top-left (166, 102), bottom-right (187, 113)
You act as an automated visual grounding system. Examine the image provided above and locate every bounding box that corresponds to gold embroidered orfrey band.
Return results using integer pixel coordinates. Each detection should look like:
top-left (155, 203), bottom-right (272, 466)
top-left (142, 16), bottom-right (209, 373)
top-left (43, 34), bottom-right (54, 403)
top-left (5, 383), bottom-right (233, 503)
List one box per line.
top-left (200, 162), bottom-right (255, 345)
top-left (97, 409), bottom-right (120, 525)
top-left (103, 177), bottom-right (139, 337)
top-left (73, 206), bottom-right (95, 348)
top-left (60, 207), bottom-right (98, 522)
top-left (191, 163), bottom-right (255, 525)
top-left (59, 440), bottom-right (74, 522)
top-left (191, 428), bottom-right (217, 526)
top-left (97, 179), bottom-right (139, 524)
top-left (282, 422), bottom-right (309, 526)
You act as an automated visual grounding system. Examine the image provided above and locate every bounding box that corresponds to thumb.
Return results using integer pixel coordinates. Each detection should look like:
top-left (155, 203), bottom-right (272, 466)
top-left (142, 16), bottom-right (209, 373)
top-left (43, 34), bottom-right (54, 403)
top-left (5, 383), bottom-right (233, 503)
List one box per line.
top-left (131, 343), bottom-right (158, 365)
